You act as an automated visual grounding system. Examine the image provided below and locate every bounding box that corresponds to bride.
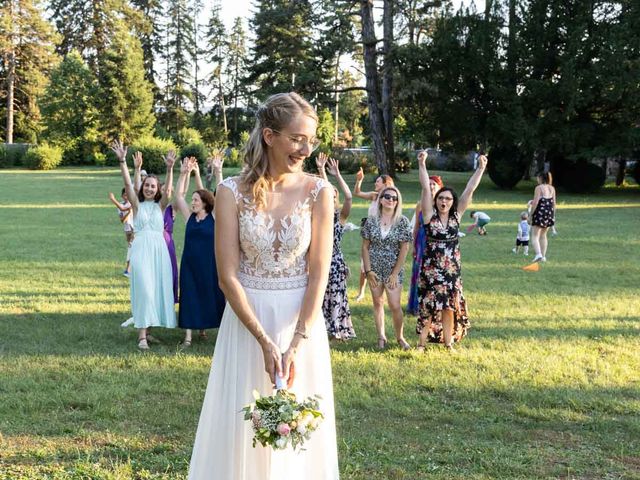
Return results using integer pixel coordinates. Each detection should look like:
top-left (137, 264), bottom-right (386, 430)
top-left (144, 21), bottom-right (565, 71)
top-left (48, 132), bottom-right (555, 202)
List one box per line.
top-left (188, 93), bottom-right (339, 479)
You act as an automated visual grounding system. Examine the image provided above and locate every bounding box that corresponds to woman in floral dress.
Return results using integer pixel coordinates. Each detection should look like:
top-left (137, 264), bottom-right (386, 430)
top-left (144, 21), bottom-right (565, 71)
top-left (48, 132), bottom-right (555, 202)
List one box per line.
top-left (416, 151), bottom-right (487, 351)
top-left (361, 186), bottom-right (413, 350)
top-left (316, 153), bottom-right (355, 340)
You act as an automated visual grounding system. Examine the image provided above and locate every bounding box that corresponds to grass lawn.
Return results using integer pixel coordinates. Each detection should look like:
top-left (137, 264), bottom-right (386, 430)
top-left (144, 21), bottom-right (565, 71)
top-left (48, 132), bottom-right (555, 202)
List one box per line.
top-left (0, 166), bottom-right (639, 479)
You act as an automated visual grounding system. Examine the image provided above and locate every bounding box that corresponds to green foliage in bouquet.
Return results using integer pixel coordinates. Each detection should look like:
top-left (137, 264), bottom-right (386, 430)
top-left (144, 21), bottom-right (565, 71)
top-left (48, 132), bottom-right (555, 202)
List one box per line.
top-left (243, 389), bottom-right (323, 451)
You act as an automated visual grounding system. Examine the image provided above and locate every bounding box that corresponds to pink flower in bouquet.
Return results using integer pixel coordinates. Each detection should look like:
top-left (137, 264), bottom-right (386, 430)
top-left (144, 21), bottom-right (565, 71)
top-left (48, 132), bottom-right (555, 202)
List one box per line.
top-left (277, 423), bottom-right (291, 436)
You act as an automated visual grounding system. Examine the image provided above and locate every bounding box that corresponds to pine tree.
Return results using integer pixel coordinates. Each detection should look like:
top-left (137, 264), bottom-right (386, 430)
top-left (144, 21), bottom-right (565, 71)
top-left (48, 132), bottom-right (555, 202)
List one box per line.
top-left (97, 26), bottom-right (155, 143)
top-left (227, 17), bottom-right (248, 138)
top-left (0, 0), bottom-right (59, 143)
top-left (130, 0), bottom-right (164, 95)
top-left (203, 0), bottom-right (227, 133)
top-left (40, 51), bottom-right (101, 150)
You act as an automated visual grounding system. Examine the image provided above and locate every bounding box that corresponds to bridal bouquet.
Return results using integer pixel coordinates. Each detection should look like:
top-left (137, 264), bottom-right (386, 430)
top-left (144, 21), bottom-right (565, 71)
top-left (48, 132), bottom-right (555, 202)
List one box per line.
top-left (243, 388), bottom-right (323, 450)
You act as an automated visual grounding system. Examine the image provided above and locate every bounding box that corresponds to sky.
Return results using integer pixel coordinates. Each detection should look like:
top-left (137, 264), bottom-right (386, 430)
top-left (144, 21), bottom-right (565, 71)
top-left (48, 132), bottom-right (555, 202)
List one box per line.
top-left (217, 0), bottom-right (487, 29)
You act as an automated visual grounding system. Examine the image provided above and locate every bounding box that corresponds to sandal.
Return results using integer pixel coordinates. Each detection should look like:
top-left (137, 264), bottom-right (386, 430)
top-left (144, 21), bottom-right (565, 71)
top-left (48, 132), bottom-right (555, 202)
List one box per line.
top-left (377, 337), bottom-right (387, 349)
top-left (137, 338), bottom-right (149, 350)
top-left (181, 339), bottom-right (192, 348)
top-left (397, 338), bottom-right (411, 351)
top-left (416, 343), bottom-right (426, 353)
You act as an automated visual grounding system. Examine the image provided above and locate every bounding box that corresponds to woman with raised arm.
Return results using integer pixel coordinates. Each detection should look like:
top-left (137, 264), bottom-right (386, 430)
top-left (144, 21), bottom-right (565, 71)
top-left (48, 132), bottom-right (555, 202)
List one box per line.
top-left (353, 168), bottom-right (394, 301)
top-left (361, 185), bottom-right (413, 350)
top-left (316, 152), bottom-right (355, 341)
top-left (416, 151), bottom-right (487, 351)
top-left (188, 93), bottom-right (338, 479)
top-left (174, 158), bottom-right (226, 348)
top-left (112, 141), bottom-right (177, 350)
top-left (529, 172), bottom-right (556, 263)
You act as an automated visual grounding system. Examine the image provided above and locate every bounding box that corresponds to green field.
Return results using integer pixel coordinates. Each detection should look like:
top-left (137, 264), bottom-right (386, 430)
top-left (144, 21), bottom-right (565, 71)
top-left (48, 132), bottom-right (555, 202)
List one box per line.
top-left (1, 167), bottom-right (639, 479)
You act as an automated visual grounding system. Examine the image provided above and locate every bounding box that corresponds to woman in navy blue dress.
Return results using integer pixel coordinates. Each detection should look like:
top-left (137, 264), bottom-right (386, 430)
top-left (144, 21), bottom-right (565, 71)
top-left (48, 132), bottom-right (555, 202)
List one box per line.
top-left (174, 157), bottom-right (226, 347)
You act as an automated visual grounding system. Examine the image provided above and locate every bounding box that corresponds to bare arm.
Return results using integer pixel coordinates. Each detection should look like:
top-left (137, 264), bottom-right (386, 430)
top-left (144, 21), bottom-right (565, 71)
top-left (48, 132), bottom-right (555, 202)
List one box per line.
top-left (387, 241), bottom-right (410, 289)
top-left (160, 150), bottom-right (176, 209)
top-left (315, 152), bottom-right (328, 181)
top-left (418, 151), bottom-right (433, 218)
top-left (458, 155), bottom-right (487, 216)
top-left (361, 238), bottom-right (380, 288)
top-left (211, 154), bottom-right (224, 187)
top-left (530, 185), bottom-right (542, 216)
top-left (112, 141), bottom-right (139, 213)
top-left (174, 158), bottom-right (192, 221)
top-left (327, 157), bottom-right (352, 223)
top-left (282, 186), bottom-right (334, 384)
top-left (192, 158), bottom-right (205, 191)
top-left (108, 193), bottom-right (129, 212)
top-left (215, 186), bottom-right (283, 384)
top-left (132, 152), bottom-right (143, 192)
top-left (354, 167), bottom-right (378, 201)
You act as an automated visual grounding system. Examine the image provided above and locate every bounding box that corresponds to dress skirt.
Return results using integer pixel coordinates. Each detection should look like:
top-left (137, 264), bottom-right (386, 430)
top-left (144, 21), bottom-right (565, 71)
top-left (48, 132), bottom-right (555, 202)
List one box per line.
top-left (188, 282), bottom-right (339, 480)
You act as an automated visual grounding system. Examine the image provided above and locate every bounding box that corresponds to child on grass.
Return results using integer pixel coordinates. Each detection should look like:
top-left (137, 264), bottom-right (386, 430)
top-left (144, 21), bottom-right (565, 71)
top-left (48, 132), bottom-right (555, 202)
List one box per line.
top-left (512, 211), bottom-right (530, 255)
top-left (108, 188), bottom-right (134, 276)
top-left (468, 211), bottom-right (491, 235)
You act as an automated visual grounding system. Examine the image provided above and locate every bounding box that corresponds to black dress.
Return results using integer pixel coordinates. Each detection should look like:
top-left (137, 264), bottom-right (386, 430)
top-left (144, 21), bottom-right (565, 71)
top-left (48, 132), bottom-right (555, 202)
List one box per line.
top-left (532, 197), bottom-right (555, 228)
top-left (322, 210), bottom-right (355, 340)
top-left (417, 212), bottom-right (469, 343)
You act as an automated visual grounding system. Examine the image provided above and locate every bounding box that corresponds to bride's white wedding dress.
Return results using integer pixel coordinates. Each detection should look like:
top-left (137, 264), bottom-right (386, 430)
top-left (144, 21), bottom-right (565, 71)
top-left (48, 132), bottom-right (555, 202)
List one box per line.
top-left (188, 175), bottom-right (339, 480)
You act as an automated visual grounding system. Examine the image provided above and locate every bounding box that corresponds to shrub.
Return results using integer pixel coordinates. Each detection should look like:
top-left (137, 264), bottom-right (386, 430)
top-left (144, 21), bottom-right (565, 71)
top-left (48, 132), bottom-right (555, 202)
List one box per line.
top-left (394, 149), bottom-right (412, 173)
top-left (557, 160), bottom-right (606, 193)
top-left (227, 147), bottom-right (243, 168)
top-left (0, 143), bottom-right (30, 167)
top-left (24, 144), bottom-right (63, 170)
top-left (487, 144), bottom-right (528, 189)
top-left (173, 127), bottom-right (202, 148)
top-left (180, 142), bottom-right (209, 164)
top-left (443, 152), bottom-right (472, 172)
top-left (60, 138), bottom-right (102, 166)
top-left (329, 149), bottom-right (377, 174)
top-left (632, 161), bottom-right (640, 186)
top-left (129, 136), bottom-right (177, 175)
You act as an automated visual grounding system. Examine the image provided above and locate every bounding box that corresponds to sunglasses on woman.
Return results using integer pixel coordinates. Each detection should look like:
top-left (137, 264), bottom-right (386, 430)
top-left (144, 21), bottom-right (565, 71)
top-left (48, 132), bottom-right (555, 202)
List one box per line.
top-left (381, 193), bottom-right (398, 202)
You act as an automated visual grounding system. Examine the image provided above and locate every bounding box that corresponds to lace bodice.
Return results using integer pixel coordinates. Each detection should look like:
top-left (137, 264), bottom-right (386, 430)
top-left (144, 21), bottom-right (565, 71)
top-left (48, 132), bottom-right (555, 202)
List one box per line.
top-left (219, 175), bottom-right (331, 290)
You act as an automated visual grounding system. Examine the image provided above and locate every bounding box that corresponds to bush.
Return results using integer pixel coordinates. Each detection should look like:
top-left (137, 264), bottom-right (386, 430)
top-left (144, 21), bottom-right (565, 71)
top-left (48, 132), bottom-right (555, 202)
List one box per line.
top-left (180, 142), bottom-right (209, 164)
top-left (557, 159), bottom-right (606, 193)
top-left (443, 152), bottom-right (472, 172)
top-left (60, 138), bottom-right (102, 166)
top-left (173, 127), bottom-right (202, 148)
top-left (0, 143), bottom-right (30, 167)
top-left (487, 144), bottom-right (527, 189)
top-left (394, 149), bottom-right (412, 173)
top-left (632, 162), bottom-right (640, 186)
top-left (24, 144), bottom-right (63, 170)
top-left (129, 136), bottom-right (177, 175)
top-left (227, 147), bottom-right (243, 168)
top-left (325, 149), bottom-right (377, 174)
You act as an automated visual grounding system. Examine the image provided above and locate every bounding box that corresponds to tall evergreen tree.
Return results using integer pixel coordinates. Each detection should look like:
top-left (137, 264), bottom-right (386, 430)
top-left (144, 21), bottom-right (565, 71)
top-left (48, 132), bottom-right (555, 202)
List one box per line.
top-left (130, 0), bottom-right (164, 96)
top-left (0, 0), bottom-right (59, 143)
top-left (97, 26), bottom-right (155, 142)
top-left (203, 0), bottom-right (227, 133)
top-left (227, 17), bottom-right (248, 138)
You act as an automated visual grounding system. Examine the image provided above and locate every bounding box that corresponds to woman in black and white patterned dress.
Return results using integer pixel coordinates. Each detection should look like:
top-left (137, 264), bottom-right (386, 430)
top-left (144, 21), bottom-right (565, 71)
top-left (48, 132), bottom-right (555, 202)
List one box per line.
top-left (316, 153), bottom-right (355, 340)
top-left (530, 172), bottom-right (556, 263)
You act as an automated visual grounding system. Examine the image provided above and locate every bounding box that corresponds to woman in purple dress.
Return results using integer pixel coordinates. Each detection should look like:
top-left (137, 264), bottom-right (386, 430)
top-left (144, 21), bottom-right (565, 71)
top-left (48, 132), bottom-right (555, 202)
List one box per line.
top-left (163, 203), bottom-right (179, 303)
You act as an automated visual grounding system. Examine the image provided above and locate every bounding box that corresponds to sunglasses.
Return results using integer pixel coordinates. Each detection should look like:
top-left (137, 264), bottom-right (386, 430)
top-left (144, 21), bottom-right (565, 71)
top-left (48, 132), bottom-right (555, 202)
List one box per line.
top-left (381, 193), bottom-right (398, 202)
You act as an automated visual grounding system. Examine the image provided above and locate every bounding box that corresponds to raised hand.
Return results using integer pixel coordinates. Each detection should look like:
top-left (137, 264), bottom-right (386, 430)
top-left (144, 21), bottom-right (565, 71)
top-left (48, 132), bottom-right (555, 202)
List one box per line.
top-left (164, 150), bottom-right (177, 169)
top-left (111, 140), bottom-right (127, 162)
top-left (108, 192), bottom-right (116, 201)
top-left (180, 157), bottom-right (190, 175)
top-left (133, 151), bottom-right (143, 170)
top-left (417, 150), bottom-right (428, 166)
top-left (326, 157), bottom-right (340, 177)
top-left (316, 152), bottom-right (328, 172)
top-left (356, 167), bottom-right (364, 182)
top-left (210, 154), bottom-right (224, 173)
top-left (477, 154), bottom-right (488, 169)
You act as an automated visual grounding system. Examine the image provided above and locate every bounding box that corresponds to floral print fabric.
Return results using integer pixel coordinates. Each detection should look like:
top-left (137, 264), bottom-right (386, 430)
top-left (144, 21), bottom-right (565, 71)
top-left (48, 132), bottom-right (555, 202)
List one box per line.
top-left (417, 212), bottom-right (469, 343)
top-left (532, 197), bottom-right (555, 228)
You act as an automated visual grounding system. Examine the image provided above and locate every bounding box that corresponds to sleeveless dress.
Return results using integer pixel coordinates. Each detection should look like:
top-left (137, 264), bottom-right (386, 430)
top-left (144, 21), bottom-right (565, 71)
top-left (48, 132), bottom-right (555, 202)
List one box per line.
top-left (178, 213), bottom-right (225, 330)
top-left (188, 175), bottom-right (339, 480)
top-left (532, 197), bottom-right (555, 228)
top-left (360, 216), bottom-right (413, 284)
top-left (163, 205), bottom-right (179, 303)
top-left (417, 212), bottom-right (469, 343)
top-left (323, 210), bottom-right (355, 340)
top-left (130, 201), bottom-right (177, 329)
top-left (407, 210), bottom-right (426, 315)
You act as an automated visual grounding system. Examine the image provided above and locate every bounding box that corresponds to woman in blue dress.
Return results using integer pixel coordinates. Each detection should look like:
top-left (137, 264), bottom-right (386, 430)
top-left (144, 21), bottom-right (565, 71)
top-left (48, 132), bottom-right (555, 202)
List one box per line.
top-left (175, 157), bottom-right (226, 347)
top-left (113, 141), bottom-right (177, 350)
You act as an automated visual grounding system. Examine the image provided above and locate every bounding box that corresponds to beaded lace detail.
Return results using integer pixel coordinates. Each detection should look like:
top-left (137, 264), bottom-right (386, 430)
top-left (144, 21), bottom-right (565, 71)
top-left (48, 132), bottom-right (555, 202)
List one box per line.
top-left (220, 175), bottom-right (330, 290)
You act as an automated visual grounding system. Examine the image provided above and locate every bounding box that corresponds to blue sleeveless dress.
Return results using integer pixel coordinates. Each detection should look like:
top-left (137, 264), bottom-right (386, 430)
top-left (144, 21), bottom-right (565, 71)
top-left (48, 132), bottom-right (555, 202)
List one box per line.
top-left (178, 213), bottom-right (226, 329)
top-left (130, 201), bottom-right (176, 329)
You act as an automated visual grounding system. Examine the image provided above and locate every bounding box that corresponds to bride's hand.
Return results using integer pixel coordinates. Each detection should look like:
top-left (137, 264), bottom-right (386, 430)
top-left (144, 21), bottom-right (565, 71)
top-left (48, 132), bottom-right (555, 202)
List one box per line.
top-left (281, 347), bottom-right (297, 389)
top-left (260, 339), bottom-right (282, 385)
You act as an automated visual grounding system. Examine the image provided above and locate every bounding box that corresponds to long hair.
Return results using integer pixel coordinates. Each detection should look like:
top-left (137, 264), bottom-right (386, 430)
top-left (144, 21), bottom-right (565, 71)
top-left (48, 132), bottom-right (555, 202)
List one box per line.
top-left (138, 175), bottom-right (162, 203)
top-left (538, 171), bottom-right (553, 185)
top-left (433, 187), bottom-right (459, 216)
top-left (376, 186), bottom-right (403, 225)
top-left (240, 92), bottom-right (318, 208)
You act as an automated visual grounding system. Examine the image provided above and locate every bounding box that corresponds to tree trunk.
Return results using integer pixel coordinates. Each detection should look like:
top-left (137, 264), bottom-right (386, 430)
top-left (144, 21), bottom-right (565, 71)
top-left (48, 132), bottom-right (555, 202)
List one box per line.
top-left (334, 54), bottom-right (340, 143)
top-left (5, 0), bottom-right (15, 144)
top-left (615, 158), bottom-right (626, 186)
top-left (217, 67), bottom-right (228, 134)
top-left (382, 0), bottom-right (395, 175)
top-left (360, 0), bottom-right (388, 174)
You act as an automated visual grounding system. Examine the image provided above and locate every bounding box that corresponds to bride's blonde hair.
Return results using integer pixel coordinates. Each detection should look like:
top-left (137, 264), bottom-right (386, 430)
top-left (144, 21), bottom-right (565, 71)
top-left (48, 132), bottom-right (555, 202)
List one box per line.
top-left (240, 92), bottom-right (318, 208)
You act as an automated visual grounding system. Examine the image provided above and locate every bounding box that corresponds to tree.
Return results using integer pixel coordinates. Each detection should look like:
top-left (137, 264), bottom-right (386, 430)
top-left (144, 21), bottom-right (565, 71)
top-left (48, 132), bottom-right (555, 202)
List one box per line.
top-left (40, 51), bottom-right (100, 153)
top-left (203, 0), bottom-right (228, 134)
top-left (227, 17), bottom-right (248, 139)
top-left (0, 0), bottom-right (59, 143)
top-left (97, 26), bottom-right (155, 142)
top-left (130, 0), bottom-right (164, 96)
